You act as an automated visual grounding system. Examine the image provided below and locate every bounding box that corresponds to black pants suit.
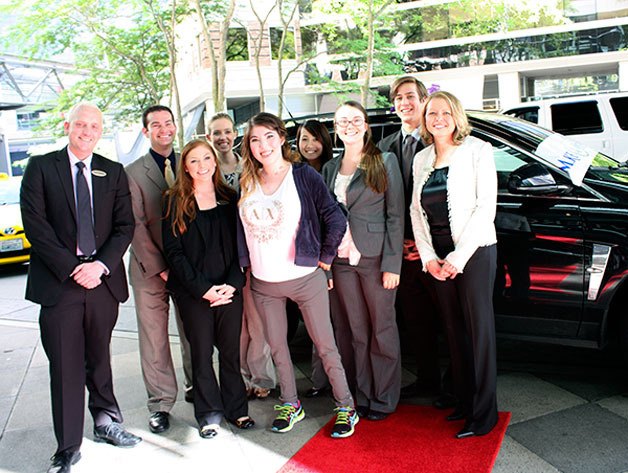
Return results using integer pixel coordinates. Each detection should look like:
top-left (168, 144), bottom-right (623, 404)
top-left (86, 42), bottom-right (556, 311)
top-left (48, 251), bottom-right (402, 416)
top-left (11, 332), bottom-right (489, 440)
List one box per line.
top-left (433, 244), bottom-right (498, 434)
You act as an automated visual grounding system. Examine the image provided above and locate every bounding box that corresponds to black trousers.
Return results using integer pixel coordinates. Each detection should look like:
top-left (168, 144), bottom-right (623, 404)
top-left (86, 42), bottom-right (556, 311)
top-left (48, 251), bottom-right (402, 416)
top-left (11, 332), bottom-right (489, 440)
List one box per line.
top-left (40, 281), bottom-right (122, 455)
top-left (433, 245), bottom-right (498, 434)
top-left (396, 257), bottom-right (442, 390)
top-left (174, 292), bottom-right (247, 427)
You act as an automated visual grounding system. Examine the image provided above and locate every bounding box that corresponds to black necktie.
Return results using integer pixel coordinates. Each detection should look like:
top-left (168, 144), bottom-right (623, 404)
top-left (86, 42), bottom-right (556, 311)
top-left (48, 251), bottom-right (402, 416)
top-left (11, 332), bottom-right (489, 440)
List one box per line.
top-left (76, 161), bottom-right (96, 256)
top-left (402, 135), bottom-right (415, 190)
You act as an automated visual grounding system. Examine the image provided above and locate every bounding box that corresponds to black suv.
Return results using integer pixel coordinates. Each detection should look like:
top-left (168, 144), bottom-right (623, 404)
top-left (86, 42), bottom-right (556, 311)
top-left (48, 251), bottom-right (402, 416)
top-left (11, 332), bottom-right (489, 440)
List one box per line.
top-left (286, 110), bottom-right (628, 357)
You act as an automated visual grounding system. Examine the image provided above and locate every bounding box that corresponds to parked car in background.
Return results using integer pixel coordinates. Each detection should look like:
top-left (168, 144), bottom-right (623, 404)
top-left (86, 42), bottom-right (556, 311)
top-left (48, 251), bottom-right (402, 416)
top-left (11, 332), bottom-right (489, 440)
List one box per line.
top-left (285, 111), bottom-right (628, 360)
top-left (0, 174), bottom-right (31, 265)
top-left (503, 92), bottom-right (628, 163)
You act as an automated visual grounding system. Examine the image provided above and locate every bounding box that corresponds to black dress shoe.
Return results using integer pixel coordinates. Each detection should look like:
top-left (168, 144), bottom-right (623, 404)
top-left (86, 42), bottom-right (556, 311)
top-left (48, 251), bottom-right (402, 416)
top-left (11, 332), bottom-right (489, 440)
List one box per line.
top-left (304, 386), bottom-right (329, 398)
top-left (433, 393), bottom-right (458, 410)
top-left (94, 422), bottom-right (142, 447)
top-left (455, 427), bottom-right (476, 439)
top-left (367, 410), bottom-right (390, 421)
top-left (149, 411), bottom-right (170, 433)
top-left (356, 405), bottom-right (369, 418)
top-left (48, 451), bottom-right (81, 473)
top-left (185, 388), bottom-right (194, 403)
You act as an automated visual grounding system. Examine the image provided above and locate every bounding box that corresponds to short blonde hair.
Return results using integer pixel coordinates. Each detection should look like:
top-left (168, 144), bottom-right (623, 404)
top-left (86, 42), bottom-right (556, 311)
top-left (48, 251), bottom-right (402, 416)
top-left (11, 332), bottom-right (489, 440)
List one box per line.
top-left (66, 102), bottom-right (102, 124)
top-left (420, 91), bottom-right (471, 145)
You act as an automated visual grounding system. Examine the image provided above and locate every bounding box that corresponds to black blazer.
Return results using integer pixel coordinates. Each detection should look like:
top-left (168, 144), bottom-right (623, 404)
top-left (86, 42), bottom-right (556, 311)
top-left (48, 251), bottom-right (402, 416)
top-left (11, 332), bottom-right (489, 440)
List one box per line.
top-left (378, 130), bottom-right (425, 239)
top-left (20, 148), bottom-right (135, 306)
top-left (162, 196), bottom-right (245, 300)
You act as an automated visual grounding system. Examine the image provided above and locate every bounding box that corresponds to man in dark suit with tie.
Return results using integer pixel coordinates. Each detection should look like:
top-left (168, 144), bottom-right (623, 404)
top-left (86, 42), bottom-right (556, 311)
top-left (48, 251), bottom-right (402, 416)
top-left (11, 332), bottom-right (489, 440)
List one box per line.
top-left (125, 105), bottom-right (193, 434)
top-left (378, 77), bottom-right (452, 403)
top-left (20, 102), bottom-right (140, 473)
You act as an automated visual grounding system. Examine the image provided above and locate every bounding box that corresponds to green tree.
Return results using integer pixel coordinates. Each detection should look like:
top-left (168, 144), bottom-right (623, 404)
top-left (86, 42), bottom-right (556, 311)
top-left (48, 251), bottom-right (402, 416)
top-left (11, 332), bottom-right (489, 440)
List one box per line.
top-left (192, 0), bottom-right (236, 114)
top-left (313, 0), bottom-right (402, 107)
top-left (0, 0), bottom-right (170, 132)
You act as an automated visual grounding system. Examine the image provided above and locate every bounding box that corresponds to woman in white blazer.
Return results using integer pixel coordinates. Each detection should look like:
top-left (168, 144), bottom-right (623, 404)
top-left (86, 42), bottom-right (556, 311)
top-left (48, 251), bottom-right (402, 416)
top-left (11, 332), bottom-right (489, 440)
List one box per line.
top-left (409, 91), bottom-right (498, 438)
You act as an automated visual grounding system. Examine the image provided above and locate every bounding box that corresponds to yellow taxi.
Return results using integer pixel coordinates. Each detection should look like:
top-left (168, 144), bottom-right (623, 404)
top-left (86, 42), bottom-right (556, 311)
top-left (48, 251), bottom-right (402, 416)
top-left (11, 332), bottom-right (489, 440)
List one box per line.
top-left (0, 173), bottom-right (31, 265)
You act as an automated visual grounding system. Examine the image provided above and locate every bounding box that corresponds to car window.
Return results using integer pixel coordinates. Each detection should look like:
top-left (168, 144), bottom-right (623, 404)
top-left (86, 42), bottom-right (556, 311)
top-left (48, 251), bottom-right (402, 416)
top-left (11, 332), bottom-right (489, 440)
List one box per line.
top-left (551, 101), bottom-right (603, 135)
top-left (609, 97), bottom-right (628, 131)
top-left (505, 107), bottom-right (539, 124)
top-left (475, 133), bottom-right (530, 191)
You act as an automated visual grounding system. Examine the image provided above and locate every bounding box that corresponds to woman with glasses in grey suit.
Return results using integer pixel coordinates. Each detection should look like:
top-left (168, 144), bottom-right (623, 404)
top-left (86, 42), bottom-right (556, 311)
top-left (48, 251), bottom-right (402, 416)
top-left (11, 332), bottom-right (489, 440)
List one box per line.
top-left (322, 100), bottom-right (404, 421)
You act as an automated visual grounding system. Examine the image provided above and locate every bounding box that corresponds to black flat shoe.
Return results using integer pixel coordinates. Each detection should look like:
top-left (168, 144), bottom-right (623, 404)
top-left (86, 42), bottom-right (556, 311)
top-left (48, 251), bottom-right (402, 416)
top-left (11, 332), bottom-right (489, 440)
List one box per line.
top-left (455, 427), bottom-right (476, 439)
top-left (230, 416), bottom-right (255, 429)
top-left (356, 405), bottom-right (369, 418)
top-left (185, 388), bottom-right (194, 403)
top-left (47, 450), bottom-right (81, 473)
top-left (433, 393), bottom-right (458, 410)
top-left (199, 425), bottom-right (219, 439)
top-left (367, 410), bottom-right (390, 421)
top-left (446, 409), bottom-right (467, 422)
top-left (304, 386), bottom-right (329, 398)
top-left (148, 411), bottom-right (170, 433)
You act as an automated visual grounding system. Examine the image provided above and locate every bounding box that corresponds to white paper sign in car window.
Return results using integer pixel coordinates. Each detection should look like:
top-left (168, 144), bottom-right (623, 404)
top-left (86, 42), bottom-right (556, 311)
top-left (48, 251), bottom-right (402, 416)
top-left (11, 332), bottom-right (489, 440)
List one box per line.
top-left (535, 134), bottom-right (597, 186)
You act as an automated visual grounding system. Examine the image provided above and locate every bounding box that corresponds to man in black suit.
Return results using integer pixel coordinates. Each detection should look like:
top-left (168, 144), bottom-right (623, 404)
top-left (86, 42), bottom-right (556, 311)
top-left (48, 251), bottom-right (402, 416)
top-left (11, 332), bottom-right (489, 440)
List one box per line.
top-left (20, 102), bottom-right (140, 473)
top-left (378, 77), bottom-right (452, 403)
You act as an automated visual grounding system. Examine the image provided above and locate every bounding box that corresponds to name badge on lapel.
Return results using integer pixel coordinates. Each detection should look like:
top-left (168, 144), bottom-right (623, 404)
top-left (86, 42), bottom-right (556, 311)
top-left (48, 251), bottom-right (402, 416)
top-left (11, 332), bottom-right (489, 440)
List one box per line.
top-left (92, 169), bottom-right (107, 177)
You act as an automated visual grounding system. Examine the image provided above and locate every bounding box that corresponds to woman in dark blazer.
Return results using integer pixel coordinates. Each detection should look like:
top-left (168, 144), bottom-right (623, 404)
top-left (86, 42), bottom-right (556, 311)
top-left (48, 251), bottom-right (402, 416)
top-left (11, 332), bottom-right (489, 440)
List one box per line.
top-left (162, 139), bottom-right (253, 439)
top-left (322, 100), bottom-right (404, 420)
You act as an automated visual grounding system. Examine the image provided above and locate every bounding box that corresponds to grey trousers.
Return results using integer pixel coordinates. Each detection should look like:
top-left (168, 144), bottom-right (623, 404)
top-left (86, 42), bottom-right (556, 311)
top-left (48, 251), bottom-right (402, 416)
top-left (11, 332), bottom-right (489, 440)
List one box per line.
top-left (310, 287), bottom-right (356, 392)
top-left (240, 270), bottom-right (276, 390)
top-left (250, 268), bottom-right (354, 408)
top-left (131, 259), bottom-right (193, 413)
top-left (331, 256), bottom-right (401, 413)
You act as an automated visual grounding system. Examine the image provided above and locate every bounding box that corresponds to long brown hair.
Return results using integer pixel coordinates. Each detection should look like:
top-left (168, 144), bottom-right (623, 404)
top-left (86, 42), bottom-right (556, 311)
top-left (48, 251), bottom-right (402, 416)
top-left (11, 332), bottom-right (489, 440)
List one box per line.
top-left (336, 100), bottom-right (387, 193)
top-left (239, 112), bottom-right (297, 202)
top-left (164, 139), bottom-right (236, 235)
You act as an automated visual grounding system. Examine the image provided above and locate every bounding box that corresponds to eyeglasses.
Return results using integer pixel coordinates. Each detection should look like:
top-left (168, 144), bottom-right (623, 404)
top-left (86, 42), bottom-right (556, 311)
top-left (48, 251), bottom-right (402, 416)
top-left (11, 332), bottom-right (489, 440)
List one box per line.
top-left (335, 117), bottom-right (365, 128)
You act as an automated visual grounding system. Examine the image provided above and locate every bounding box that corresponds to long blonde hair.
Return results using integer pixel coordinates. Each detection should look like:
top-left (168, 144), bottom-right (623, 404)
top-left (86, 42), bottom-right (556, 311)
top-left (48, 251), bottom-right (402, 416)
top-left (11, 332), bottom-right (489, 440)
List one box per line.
top-left (239, 112), bottom-right (297, 202)
top-left (336, 101), bottom-right (387, 194)
top-left (163, 139), bottom-right (236, 235)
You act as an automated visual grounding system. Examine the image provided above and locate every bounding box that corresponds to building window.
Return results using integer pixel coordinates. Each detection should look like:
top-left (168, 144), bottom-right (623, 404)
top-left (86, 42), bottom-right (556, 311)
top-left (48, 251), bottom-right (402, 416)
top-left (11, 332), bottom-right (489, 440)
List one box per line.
top-left (270, 27), bottom-right (296, 60)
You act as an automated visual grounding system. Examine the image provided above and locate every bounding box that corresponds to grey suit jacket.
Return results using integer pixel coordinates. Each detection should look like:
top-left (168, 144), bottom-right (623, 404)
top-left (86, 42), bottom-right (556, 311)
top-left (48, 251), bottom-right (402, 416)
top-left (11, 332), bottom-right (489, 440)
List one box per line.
top-left (321, 151), bottom-right (404, 274)
top-left (125, 151), bottom-right (172, 281)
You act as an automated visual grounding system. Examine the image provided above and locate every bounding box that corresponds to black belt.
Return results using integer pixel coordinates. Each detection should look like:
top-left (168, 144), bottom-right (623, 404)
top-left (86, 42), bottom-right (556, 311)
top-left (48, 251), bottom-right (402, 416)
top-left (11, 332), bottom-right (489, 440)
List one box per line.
top-left (77, 255), bottom-right (95, 263)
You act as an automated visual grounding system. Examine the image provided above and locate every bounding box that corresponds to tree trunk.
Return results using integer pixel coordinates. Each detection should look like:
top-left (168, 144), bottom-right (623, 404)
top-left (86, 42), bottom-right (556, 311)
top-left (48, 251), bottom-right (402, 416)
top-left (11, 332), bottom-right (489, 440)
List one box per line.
top-left (361, 0), bottom-right (375, 107)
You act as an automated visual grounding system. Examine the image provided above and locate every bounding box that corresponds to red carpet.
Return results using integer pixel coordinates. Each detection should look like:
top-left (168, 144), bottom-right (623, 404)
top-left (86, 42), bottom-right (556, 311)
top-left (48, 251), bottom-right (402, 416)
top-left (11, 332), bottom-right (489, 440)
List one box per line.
top-left (278, 404), bottom-right (511, 473)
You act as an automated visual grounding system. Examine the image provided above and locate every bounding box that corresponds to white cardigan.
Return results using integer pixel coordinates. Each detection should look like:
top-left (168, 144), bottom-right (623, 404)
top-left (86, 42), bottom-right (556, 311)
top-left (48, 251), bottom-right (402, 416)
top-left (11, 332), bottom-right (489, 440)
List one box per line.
top-left (409, 135), bottom-right (497, 273)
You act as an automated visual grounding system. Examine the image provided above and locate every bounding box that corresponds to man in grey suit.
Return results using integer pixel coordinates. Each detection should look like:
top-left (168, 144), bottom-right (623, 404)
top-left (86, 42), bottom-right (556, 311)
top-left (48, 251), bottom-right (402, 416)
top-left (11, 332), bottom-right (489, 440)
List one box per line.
top-left (125, 105), bottom-right (193, 434)
top-left (377, 77), bottom-right (451, 403)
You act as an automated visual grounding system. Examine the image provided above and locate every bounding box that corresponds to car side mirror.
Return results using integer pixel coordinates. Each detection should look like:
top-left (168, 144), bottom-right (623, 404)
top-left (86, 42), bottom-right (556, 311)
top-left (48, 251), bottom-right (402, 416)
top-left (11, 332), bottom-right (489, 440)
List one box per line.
top-left (507, 163), bottom-right (573, 195)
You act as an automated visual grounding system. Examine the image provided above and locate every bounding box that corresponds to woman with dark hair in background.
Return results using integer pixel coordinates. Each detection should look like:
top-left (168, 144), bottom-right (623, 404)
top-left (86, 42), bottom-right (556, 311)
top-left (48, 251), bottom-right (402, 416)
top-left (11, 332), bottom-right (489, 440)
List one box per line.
top-left (162, 139), bottom-right (253, 439)
top-left (322, 100), bottom-right (404, 421)
top-left (296, 119), bottom-right (333, 172)
top-left (238, 112), bottom-right (359, 438)
top-left (410, 91), bottom-right (499, 438)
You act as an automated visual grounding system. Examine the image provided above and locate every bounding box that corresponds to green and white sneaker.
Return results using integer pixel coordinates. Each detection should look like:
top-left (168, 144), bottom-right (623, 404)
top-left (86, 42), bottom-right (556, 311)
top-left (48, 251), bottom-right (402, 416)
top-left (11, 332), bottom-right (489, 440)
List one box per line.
top-left (331, 407), bottom-right (359, 438)
top-left (272, 402), bottom-right (305, 433)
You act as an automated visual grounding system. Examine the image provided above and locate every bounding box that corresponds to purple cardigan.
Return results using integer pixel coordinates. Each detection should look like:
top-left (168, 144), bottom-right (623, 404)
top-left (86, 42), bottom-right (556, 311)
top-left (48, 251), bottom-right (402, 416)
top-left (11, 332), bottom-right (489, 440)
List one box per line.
top-left (237, 162), bottom-right (346, 269)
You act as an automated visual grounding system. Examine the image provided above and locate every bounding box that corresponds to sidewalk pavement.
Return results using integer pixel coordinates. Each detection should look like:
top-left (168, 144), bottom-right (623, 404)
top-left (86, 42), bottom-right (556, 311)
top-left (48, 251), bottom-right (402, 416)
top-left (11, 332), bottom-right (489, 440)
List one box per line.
top-left (1, 266), bottom-right (628, 473)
